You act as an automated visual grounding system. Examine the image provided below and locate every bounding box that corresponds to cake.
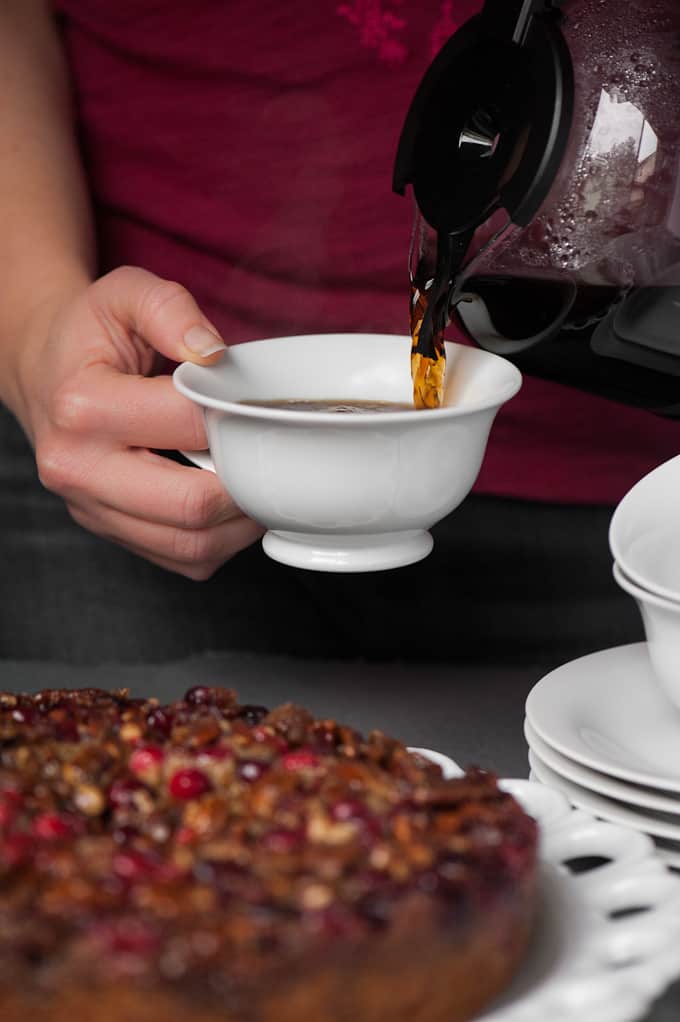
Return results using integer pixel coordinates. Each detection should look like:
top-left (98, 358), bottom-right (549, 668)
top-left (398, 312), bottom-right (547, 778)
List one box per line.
top-left (0, 687), bottom-right (538, 1022)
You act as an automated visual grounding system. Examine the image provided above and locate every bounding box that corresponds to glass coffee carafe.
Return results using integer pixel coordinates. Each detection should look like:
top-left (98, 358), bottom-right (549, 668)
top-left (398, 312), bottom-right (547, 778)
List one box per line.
top-left (394, 0), bottom-right (680, 414)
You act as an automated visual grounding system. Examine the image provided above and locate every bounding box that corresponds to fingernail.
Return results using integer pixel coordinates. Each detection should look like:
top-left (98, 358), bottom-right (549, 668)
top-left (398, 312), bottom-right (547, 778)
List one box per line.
top-left (184, 325), bottom-right (226, 357)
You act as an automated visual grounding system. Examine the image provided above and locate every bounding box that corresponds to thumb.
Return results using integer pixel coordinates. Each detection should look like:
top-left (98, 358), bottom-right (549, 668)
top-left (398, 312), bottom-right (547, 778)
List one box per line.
top-left (90, 265), bottom-right (227, 364)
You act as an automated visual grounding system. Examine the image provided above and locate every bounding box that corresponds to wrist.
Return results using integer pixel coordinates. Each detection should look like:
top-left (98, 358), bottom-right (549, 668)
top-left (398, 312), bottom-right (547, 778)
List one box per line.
top-left (0, 263), bottom-right (92, 427)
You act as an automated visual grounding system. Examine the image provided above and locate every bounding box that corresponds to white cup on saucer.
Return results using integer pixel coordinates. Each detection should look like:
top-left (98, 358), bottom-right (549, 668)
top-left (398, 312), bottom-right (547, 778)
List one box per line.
top-left (173, 333), bottom-right (521, 572)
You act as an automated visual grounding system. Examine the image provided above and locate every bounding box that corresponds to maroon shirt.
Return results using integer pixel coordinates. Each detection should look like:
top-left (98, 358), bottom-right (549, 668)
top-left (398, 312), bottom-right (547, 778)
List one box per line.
top-left (52, 0), bottom-right (680, 503)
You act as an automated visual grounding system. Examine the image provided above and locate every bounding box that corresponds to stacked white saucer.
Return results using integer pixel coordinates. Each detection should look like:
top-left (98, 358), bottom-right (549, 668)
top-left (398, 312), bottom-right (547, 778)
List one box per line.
top-left (524, 455), bottom-right (680, 867)
top-left (524, 643), bottom-right (680, 868)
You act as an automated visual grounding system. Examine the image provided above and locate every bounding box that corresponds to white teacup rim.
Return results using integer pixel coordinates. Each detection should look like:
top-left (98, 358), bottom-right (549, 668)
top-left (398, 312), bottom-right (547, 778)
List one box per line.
top-left (613, 559), bottom-right (680, 611)
top-left (609, 453), bottom-right (680, 598)
top-left (173, 333), bottom-right (522, 423)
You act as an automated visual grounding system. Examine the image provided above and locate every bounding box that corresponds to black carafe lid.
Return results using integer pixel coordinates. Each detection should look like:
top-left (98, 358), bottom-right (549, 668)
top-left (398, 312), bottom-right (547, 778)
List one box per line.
top-left (393, 0), bottom-right (574, 238)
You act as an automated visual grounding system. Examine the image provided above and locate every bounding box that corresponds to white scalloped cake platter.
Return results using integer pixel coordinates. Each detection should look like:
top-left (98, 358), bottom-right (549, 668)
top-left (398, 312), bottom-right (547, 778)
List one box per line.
top-left (412, 748), bottom-right (680, 1022)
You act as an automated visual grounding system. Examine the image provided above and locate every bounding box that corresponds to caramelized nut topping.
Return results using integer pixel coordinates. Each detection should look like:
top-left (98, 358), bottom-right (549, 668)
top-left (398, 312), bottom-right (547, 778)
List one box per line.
top-left (0, 687), bottom-right (537, 998)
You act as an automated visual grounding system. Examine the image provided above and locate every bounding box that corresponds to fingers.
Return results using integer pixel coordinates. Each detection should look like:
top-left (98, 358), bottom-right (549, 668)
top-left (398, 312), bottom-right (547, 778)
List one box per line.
top-left (52, 366), bottom-right (209, 451)
top-left (37, 441), bottom-right (265, 578)
top-left (70, 499), bottom-right (265, 581)
top-left (71, 448), bottom-right (239, 529)
top-left (88, 265), bottom-right (228, 365)
top-left (41, 440), bottom-right (253, 531)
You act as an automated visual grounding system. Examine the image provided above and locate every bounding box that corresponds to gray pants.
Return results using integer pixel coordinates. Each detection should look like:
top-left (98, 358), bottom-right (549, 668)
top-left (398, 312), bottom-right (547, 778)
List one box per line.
top-left (0, 405), bottom-right (642, 665)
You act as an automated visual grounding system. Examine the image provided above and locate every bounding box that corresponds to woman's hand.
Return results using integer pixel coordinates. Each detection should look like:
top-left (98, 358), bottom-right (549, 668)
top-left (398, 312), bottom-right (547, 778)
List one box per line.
top-left (12, 265), bottom-right (265, 579)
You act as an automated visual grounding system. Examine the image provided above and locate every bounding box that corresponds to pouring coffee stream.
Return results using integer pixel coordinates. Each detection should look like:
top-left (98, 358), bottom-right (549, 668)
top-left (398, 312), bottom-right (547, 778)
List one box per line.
top-left (409, 228), bottom-right (473, 408)
top-left (396, 0), bottom-right (680, 415)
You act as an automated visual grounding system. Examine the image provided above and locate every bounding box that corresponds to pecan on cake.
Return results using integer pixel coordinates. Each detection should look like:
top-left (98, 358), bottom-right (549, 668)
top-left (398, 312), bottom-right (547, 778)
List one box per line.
top-left (0, 687), bottom-right (538, 1022)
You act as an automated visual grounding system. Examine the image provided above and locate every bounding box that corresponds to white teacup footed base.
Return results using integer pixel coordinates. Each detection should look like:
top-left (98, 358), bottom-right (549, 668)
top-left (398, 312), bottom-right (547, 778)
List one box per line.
top-left (180, 451), bottom-right (434, 572)
top-left (262, 529), bottom-right (434, 573)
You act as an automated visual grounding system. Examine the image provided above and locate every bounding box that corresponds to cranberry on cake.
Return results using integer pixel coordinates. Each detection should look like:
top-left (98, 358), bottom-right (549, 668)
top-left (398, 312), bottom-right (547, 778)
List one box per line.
top-left (0, 687), bottom-right (538, 1022)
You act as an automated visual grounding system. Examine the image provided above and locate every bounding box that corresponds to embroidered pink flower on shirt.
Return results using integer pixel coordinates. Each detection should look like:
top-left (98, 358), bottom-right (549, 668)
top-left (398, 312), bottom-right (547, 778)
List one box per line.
top-left (336, 1), bottom-right (465, 64)
top-left (336, 0), bottom-right (408, 63)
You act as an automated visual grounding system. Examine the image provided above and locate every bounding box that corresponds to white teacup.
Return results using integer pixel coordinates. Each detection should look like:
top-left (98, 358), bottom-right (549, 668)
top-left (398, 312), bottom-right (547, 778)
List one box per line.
top-left (609, 454), bottom-right (680, 602)
top-left (613, 560), bottom-right (680, 710)
top-left (173, 333), bottom-right (521, 572)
